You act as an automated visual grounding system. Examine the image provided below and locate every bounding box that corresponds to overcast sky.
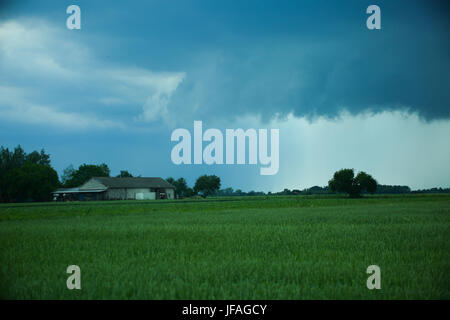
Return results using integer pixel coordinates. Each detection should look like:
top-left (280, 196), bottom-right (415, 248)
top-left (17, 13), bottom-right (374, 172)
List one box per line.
top-left (0, 0), bottom-right (449, 192)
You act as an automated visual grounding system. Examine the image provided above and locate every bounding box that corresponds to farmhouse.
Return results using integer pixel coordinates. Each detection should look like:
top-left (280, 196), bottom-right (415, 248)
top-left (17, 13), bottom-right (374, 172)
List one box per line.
top-left (52, 177), bottom-right (175, 201)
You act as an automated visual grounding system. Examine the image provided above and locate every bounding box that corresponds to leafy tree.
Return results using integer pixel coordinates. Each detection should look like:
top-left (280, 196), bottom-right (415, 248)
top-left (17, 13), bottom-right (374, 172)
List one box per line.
top-left (116, 170), bottom-right (133, 178)
top-left (166, 177), bottom-right (189, 198)
top-left (355, 171), bottom-right (377, 194)
top-left (328, 168), bottom-right (377, 197)
top-left (63, 163), bottom-right (110, 187)
top-left (194, 175), bottom-right (221, 197)
top-left (185, 187), bottom-right (195, 197)
top-left (5, 162), bottom-right (59, 202)
top-left (26, 149), bottom-right (51, 166)
top-left (174, 178), bottom-right (188, 198)
top-left (11, 145), bottom-right (26, 168)
top-left (0, 145), bottom-right (54, 202)
top-left (61, 164), bottom-right (76, 186)
top-left (329, 169), bottom-right (356, 196)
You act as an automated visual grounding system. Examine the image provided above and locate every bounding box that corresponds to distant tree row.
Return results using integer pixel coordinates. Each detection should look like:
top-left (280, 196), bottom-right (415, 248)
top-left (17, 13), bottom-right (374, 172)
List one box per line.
top-left (168, 168), bottom-right (448, 199)
top-left (1, 145), bottom-right (449, 203)
top-left (376, 185), bottom-right (411, 194)
top-left (411, 187), bottom-right (450, 194)
top-left (276, 184), bottom-right (411, 196)
top-left (215, 188), bottom-right (266, 197)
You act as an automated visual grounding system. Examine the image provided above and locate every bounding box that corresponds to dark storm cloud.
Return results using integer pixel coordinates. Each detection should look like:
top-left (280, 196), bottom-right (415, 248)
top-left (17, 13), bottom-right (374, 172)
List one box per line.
top-left (3, 0), bottom-right (446, 125)
top-left (165, 0), bottom-right (449, 125)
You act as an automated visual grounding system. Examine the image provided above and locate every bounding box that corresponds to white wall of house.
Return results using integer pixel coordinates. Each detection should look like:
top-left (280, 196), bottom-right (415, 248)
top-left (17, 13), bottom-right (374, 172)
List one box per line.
top-left (128, 188), bottom-right (156, 200)
top-left (105, 188), bottom-right (157, 200)
top-left (166, 188), bottom-right (174, 199)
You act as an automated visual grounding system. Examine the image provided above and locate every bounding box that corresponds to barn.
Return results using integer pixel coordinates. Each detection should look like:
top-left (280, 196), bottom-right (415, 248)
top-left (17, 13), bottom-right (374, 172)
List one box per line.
top-left (52, 177), bottom-right (175, 201)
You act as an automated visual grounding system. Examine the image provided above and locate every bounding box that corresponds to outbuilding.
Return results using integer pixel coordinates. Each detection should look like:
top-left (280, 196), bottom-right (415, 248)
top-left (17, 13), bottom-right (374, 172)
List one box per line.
top-left (53, 177), bottom-right (175, 201)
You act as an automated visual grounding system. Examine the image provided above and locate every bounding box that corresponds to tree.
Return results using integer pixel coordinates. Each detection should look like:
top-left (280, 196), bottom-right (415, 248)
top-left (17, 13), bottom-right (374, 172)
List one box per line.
top-left (0, 145), bottom-right (54, 202)
top-left (11, 145), bottom-right (27, 168)
top-left (185, 187), bottom-right (195, 197)
top-left (328, 169), bottom-right (356, 196)
top-left (61, 164), bottom-right (76, 186)
top-left (166, 177), bottom-right (189, 198)
top-left (174, 177), bottom-right (189, 198)
top-left (5, 162), bottom-right (59, 202)
top-left (116, 170), bottom-right (133, 178)
top-left (166, 177), bottom-right (175, 185)
top-left (26, 149), bottom-right (51, 166)
top-left (355, 171), bottom-right (377, 194)
top-left (328, 168), bottom-right (377, 197)
top-left (63, 163), bottom-right (110, 187)
top-left (194, 175), bottom-right (221, 197)
top-left (0, 146), bottom-right (13, 202)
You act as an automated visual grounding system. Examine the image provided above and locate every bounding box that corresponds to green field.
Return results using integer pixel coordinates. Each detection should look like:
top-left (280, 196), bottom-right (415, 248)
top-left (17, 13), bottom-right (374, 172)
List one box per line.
top-left (0, 194), bottom-right (449, 299)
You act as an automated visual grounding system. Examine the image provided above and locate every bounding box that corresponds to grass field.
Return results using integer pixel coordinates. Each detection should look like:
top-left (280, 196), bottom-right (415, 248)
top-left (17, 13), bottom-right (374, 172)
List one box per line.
top-left (0, 194), bottom-right (449, 299)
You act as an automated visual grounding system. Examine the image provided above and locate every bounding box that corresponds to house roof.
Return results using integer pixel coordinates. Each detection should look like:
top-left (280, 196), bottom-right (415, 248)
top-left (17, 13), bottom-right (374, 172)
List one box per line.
top-left (89, 177), bottom-right (175, 189)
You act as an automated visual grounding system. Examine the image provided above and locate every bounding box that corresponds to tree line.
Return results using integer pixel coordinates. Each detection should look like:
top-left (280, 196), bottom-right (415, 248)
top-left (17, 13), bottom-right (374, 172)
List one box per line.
top-left (1, 145), bottom-right (448, 202)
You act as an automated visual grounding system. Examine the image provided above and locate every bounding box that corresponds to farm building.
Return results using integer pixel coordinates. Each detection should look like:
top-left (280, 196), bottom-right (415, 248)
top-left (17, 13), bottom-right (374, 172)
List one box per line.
top-left (52, 177), bottom-right (175, 201)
